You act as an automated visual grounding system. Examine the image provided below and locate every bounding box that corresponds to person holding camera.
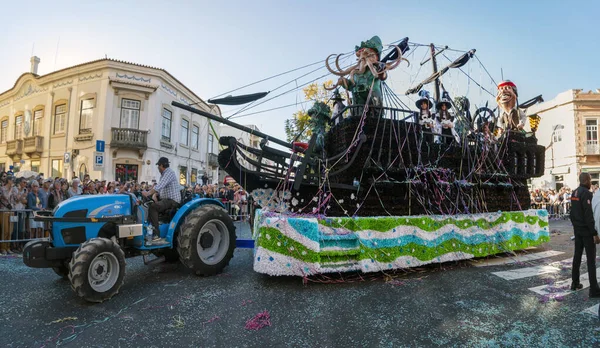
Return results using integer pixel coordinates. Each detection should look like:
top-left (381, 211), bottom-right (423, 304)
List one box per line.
top-left (0, 177), bottom-right (17, 255)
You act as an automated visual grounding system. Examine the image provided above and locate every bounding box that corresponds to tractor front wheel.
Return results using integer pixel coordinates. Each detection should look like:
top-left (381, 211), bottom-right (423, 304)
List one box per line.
top-left (68, 238), bottom-right (126, 303)
top-left (178, 204), bottom-right (236, 276)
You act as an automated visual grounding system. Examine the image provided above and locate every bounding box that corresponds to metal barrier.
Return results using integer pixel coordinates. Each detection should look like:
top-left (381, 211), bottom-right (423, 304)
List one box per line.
top-left (0, 209), bottom-right (49, 253)
top-left (221, 200), bottom-right (254, 222)
top-left (531, 202), bottom-right (571, 220)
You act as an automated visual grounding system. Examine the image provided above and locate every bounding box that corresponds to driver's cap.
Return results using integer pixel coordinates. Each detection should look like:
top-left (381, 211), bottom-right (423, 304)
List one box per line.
top-left (156, 157), bottom-right (170, 166)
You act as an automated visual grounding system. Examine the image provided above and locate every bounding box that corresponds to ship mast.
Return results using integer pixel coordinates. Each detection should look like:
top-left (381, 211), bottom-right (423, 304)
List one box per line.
top-left (419, 44), bottom-right (448, 103)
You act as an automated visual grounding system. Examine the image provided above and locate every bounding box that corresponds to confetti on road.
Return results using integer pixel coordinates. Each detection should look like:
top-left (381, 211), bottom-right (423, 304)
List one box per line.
top-left (245, 310), bottom-right (271, 331)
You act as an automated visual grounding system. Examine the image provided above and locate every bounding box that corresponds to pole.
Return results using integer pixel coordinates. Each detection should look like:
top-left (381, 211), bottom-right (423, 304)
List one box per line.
top-left (430, 43), bottom-right (440, 103)
top-left (172, 101), bottom-right (293, 149)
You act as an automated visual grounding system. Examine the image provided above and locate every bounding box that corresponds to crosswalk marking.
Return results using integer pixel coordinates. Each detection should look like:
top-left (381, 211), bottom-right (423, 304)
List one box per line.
top-left (528, 267), bottom-right (600, 298)
top-left (581, 304), bottom-right (599, 317)
top-left (470, 250), bottom-right (565, 267)
top-left (492, 257), bottom-right (582, 280)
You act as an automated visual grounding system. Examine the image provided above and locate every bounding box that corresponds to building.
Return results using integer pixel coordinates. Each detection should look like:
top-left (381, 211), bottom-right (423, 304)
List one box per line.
top-left (0, 57), bottom-right (222, 185)
top-left (526, 89), bottom-right (600, 190)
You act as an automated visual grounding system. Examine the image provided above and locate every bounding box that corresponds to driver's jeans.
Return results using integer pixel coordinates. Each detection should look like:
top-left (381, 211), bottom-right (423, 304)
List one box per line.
top-left (148, 198), bottom-right (178, 235)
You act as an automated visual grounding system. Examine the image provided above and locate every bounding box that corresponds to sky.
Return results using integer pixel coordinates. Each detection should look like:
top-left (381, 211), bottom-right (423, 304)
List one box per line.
top-left (0, 0), bottom-right (597, 141)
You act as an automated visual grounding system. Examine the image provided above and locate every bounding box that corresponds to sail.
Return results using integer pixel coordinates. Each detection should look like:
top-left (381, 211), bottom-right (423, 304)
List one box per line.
top-left (405, 49), bottom-right (476, 95)
top-left (208, 91), bottom-right (269, 105)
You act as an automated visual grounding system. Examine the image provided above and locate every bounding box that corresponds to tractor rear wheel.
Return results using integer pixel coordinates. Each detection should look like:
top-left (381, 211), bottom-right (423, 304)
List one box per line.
top-left (178, 204), bottom-right (236, 276)
top-left (68, 238), bottom-right (126, 303)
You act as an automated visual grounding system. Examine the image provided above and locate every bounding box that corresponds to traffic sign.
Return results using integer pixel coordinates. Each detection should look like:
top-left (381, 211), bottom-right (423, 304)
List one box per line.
top-left (96, 140), bottom-right (105, 152)
top-left (94, 152), bottom-right (104, 170)
top-left (64, 152), bottom-right (71, 164)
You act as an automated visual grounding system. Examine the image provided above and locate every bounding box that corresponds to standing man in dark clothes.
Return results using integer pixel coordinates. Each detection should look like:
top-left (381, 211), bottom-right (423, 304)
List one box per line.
top-left (570, 172), bottom-right (600, 296)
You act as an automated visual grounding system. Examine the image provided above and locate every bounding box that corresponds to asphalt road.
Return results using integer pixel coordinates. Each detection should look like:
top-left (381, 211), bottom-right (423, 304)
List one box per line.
top-left (2, 219), bottom-right (600, 347)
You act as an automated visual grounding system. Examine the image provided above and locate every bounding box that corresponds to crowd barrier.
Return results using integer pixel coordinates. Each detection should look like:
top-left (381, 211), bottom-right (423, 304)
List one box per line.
top-left (531, 202), bottom-right (570, 220)
top-left (221, 199), bottom-right (254, 222)
top-left (0, 209), bottom-right (49, 252)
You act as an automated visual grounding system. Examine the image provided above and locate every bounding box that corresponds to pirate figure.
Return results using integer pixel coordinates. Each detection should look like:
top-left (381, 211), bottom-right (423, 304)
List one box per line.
top-left (416, 90), bottom-right (435, 143)
top-left (436, 96), bottom-right (455, 145)
top-left (496, 80), bottom-right (527, 135)
top-left (307, 101), bottom-right (331, 153)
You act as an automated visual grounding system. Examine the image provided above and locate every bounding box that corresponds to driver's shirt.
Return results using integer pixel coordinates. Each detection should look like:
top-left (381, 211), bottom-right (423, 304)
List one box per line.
top-left (155, 167), bottom-right (180, 201)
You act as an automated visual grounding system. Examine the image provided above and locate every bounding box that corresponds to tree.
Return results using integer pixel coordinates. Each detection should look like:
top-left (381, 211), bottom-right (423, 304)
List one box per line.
top-left (284, 80), bottom-right (340, 143)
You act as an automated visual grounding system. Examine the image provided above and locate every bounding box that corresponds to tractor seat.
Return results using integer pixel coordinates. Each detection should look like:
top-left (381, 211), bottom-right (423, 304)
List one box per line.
top-left (158, 205), bottom-right (180, 223)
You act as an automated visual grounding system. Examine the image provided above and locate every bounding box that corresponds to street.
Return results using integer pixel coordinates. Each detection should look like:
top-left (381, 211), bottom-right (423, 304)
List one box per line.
top-left (2, 220), bottom-right (600, 347)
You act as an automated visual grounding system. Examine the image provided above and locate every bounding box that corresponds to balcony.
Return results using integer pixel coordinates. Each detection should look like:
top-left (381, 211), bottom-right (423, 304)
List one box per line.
top-left (23, 135), bottom-right (44, 158)
top-left (208, 152), bottom-right (219, 168)
top-left (110, 128), bottom-right (148, 156)
top-left (6, 139), bottom-right (23, 159)
top-left (585, 141), bottom-right (600, 155)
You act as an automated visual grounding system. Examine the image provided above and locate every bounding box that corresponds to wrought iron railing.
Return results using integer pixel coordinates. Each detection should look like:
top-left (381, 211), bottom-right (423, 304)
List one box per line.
top-left (208, 153), bottom-right (219, 167)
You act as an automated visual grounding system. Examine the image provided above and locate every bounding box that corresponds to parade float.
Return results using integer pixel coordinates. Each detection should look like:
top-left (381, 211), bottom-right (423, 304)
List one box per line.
top-left (173, 35), bottom-right (549, 276)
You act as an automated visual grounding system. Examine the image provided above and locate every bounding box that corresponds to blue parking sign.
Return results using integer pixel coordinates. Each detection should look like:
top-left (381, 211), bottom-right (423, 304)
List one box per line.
top-left (94, 151), bottom-right (104, 170)
top-left (96, 140), bottom-right (105, 152)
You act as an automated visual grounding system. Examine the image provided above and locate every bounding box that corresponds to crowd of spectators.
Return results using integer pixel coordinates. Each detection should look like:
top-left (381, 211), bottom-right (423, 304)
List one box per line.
top-left (0, 171), bottom-right (250, 255)
top-left (530, 187), bottom-right (573, 218)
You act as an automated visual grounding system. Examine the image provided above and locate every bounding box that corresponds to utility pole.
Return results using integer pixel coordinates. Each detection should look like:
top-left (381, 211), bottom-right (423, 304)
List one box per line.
top-left (430, 43), bottom-right (441, 104)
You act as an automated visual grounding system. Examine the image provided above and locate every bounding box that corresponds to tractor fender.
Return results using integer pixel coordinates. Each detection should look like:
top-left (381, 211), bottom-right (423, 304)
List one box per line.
top-left (166, 198), bottom-right (226, 242)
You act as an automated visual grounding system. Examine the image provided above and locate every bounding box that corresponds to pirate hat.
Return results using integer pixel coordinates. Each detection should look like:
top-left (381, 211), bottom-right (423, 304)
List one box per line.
top-left (415, 90), bottom-right (433, 109)
top-left (436, 97), bottom-right (453, 110)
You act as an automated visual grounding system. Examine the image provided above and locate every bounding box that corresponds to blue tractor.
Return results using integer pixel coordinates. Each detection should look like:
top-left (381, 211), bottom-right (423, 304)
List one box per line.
top-left (22, 192), bottom-right (236, 303)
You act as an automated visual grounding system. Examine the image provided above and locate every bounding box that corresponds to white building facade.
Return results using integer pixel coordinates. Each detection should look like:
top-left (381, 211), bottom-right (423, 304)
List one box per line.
top-left (526, 89), bottom-right (600, 190)
top-left (0, 57), bottom-right (221, 185)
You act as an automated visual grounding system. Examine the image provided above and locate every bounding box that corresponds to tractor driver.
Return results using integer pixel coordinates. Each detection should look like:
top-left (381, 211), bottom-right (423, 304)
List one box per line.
top-left (142, 157), bottom-right (180, 241)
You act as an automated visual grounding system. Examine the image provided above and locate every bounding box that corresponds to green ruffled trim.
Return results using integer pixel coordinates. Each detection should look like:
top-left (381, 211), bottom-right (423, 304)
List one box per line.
top-left (319, 211), bottom-right (548, 233)
top-left (257, 227), bottom-right (550, 264)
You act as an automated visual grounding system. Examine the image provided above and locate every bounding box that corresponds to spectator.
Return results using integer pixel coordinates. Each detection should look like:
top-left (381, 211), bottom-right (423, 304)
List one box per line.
top-left (68, 179), bottom-right (82, 197)
top-left (48, 180), bottom-right (64, 210)
top-left (26, 181), bottom-right (44, 239)
top-left (202, 173), bottom-right (209, 186)
top-left (0, 177), bottom-right (17, 255)
top-left (39, 179), bottom-right (52, 209)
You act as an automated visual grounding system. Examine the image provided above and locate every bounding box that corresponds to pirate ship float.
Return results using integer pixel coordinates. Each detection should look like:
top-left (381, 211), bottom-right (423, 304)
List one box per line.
top-left (173, 36), bottom-right (550, 275)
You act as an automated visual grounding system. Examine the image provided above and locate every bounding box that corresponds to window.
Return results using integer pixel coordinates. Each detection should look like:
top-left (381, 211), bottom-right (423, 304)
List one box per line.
top-left (161, 108), bottom-right (172, 142)
top-left (51, 159), bottom-right (63, 178)
top-left (554, 175), bottom-right (564, 191)
top-left (31, 160), bottom-right (40, 173)
top-left (552, 124), bottom-right (563, 143)
top-left (208, 133), bottom-right (214, 153)
top-left (586, 120), bottom-right (598, 155)
top-left (120, 99), bottom-right (140, 129)
top-left (79, 99), bottom-right (94, 133)
top-left (179, 166), bottom-right (187, 185)
top-left (14, 114), bottom-right (23, 140)
top-left (54, 104), bottom-right (66, 134)
top-left (0, 163), bottom-right (4, 173)
top-left (0, 119), bottom-right (7, 143)
top-left (79, 163), bottom-right (88, 180)
top-left (115, 164), bottom-right (138, 183)
top-left (191, 168), bottom-right (197, 185)
top-left (590, 173), bottom-right (599, 187)
top-left (192, 125), bottom-right (199, 149)
top-left (180, 119), bottom-right (189, 146)
top-left (33, 109), bottom-right (43, 136)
